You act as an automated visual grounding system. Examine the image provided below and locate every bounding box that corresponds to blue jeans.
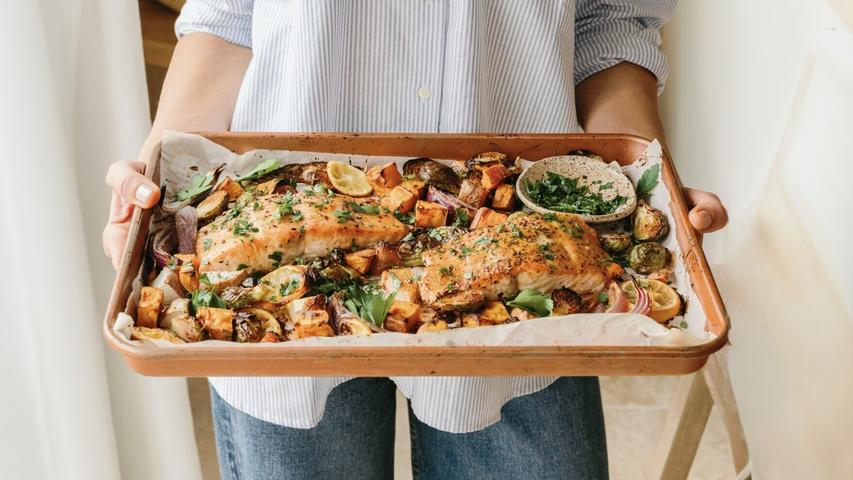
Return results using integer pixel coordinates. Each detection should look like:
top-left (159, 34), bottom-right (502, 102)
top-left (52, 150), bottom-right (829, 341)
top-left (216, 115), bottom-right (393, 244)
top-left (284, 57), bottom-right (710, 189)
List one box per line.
top-left (211, 377), bottom-right (608, 479)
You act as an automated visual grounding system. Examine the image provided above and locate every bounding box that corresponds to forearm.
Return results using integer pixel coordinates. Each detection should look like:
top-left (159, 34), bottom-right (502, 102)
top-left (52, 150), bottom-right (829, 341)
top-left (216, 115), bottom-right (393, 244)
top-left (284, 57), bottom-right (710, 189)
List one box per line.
top-left (575, 62), bottom-right (666, 143)
top-left (138, 33), bottom-right (252, 162)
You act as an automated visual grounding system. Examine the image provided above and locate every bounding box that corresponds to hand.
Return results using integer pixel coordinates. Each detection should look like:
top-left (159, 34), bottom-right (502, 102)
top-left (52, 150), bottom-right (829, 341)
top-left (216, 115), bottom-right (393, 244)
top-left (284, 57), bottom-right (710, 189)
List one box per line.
top-left (682, 187), bottom-right (728, 235)
top-left (103, 160), bottom-right (161, 270)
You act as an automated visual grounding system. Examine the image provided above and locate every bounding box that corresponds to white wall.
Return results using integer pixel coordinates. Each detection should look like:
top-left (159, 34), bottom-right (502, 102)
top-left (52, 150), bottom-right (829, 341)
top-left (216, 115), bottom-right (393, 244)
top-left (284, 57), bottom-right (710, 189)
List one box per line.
top-left (660, 1), bottom-right (853, 478)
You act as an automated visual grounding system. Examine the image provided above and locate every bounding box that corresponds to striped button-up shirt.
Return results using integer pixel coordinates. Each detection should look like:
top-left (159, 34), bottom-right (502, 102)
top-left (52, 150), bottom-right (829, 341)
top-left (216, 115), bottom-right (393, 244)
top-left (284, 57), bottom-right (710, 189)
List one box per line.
top-left (176, 0), bottom-right (674, 433)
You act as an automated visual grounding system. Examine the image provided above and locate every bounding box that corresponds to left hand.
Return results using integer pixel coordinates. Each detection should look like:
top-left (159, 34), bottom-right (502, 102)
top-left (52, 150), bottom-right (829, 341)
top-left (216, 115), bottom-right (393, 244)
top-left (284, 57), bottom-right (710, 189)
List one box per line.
top-left (682, 187), bottom-right (728, 234)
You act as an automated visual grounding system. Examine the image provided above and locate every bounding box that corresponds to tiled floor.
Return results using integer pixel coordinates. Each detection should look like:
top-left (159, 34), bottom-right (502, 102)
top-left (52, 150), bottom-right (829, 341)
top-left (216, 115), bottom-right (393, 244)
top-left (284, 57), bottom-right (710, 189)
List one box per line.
top-left (188, 376), bottom-right (734, 479)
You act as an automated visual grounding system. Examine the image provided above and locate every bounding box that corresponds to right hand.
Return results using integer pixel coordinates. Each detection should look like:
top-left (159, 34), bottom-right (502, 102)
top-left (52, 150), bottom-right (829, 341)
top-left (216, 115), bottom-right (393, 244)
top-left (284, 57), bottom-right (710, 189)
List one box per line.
top-left (103, 160), bottom-right (161, 270)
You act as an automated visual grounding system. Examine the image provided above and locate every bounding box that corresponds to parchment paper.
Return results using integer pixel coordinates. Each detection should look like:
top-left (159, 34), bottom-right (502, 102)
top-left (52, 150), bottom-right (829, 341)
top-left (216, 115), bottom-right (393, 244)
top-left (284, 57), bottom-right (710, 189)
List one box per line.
top-left (115, 131), bottom-right (712, 348)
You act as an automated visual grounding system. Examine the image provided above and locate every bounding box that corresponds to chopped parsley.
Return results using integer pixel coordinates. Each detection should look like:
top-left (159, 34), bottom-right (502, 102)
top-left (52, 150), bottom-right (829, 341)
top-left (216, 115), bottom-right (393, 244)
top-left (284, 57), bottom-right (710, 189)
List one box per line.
top-left (268, 251), bottom-right (283, 267)
top-left (439, 266), bottom-right (453, 276)
top-left (232, 219), bottom-right (259, 236)
top-left (393, 209), bottom-right (415, 225)
top-left (598, 291), bottom-right (609, 303)
top-left (427, 229), bottom-right (445, 241)
top-left (345, 201), bottom-right (380, 215)
top-left (333, 209), bottom-right (352, 224)
top-left (510, 224), bottom-right (524, 238)
top-left (274, 192), bottom-right (302, 221)
top-left (279, 278), bottom-right (300, 298)
top-left (474, 236), bottom-right (495, 246)
top-left (538, 243), bottom-right (555, 260)
top-left (525, 171), bottom-right (627, 215)
top-left (542, 212), bottom-right (558, 221)
top-left (190, 289), bottom-right (226, 313)
top-left (460, 246), bottom-right (473, 257)
top-left (202, 238), bottom-right (213, 250)
top-left (452, 207), bottom-right (470, 226)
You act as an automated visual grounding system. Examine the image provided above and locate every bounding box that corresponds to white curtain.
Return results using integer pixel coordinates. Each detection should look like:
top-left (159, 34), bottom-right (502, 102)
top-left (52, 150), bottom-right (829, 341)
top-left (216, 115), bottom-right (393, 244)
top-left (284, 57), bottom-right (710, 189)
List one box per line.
top-left (662, 1), bottom-right (853, 478)
top-left (0, 1), bottom-right (202, 479)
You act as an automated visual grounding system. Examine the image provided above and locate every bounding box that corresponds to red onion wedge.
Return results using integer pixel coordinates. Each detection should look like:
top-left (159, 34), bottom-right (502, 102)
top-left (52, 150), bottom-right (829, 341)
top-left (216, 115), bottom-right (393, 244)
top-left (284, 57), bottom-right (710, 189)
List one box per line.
top-left (175, 206), bottom-right (198, 254)
top-left (629, 277), bottom-right (651, 316)
top-left (151, 225), bottom-right (177, 269)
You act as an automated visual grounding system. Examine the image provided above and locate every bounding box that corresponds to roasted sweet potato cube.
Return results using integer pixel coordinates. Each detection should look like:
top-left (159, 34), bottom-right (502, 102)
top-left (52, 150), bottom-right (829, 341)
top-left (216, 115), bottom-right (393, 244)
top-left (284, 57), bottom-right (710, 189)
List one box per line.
top-left (290, 323), bottom-right (335, 340)
top-left (380, 268), bottom-right (420, 303)
top-left (417, 320), bottom-right (448, 334)
top-left (491, 183), bottom-right (516, 210)
top-left (480, 164), bottom-right (512, 190)
top-left (137, 286), bottom-right (164, 328)
top-left (260, 331), bottom-right (284, 343)
top-left (462, 313), bottom-right (480, 328)
top-left (255, 178), bottom-right (279, 195)
top-left (389, 300), bottom-right (421, 331)
top-left (367, 162), bottom-right (403, 192)
top-left (457, 178), bottom-right (489, 208)
top-left (175, 254), bottom-right (200, 292)
top-left (399, 179), bottom-right (426, 199)
top-left (470, 207), bottom-right (508, 229)
top-left (196, 307), bottom-right (234, 341)
top-left (383, 314), bottom-right (409, 333)
top-left (478, 301), bottom-right (510, 326)
top-left (344, 249), bottom-right (376, 275)
top-left (414, 201), bottom-right (448, 228)
top-left (381, 185), bottom-right (417, 214)
top-left (213, 176), bottom-right (245, 200)
top-left (196, 190), bottom-right (228, 221)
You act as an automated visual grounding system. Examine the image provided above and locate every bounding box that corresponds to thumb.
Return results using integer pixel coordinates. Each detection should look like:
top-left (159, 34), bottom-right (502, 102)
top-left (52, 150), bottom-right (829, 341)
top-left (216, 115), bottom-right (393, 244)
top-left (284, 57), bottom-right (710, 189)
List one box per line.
top-left (105, 160), bottom-right (160, 208)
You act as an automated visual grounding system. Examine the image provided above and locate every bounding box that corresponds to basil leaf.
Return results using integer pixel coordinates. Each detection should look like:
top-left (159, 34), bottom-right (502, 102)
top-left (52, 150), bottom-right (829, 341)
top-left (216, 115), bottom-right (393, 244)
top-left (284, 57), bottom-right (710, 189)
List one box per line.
top-left (176, 173), bottom-right (214, 201)
top-left (506, 289), bottom-right (553, 317)
top-left (635, 164), bottom-right (661, 198)
top-left (237, 158), bottom-right (282, 181)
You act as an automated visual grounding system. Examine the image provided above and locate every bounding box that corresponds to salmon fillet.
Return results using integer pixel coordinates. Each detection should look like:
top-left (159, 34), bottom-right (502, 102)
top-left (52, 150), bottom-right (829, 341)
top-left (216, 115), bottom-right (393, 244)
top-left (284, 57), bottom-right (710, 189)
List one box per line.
top-left (418, 212), bottom-right (613, 310)
top-left (197, 191), bottom-right (409, 272)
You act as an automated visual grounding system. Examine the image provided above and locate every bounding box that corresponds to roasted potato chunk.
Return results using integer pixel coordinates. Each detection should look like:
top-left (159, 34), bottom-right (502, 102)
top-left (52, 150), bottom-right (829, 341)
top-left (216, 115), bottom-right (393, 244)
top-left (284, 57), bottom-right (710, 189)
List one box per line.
top-left (480, 164), bottom-right (512, 191)
top-left (137, 286), bottom-right (164, 328)
top-left (213, 176), bottom-right (245, 200)
top-left (491, 183), bottom-right (516, 210)
top-left (380, 268), bottom-right (421, 303)
top-left (414, 200), bottom-right (448, 228)
top-left (344, 249), bottom-right (376, 276)
top-left (197, 307), bottom-right (234, 341)
top-left (462, 313), bottom-right (480, 328)
top-left (478, 301), bottom-right (510, 326)
top-left (470, 207), bottom-right (508, 229)
top-left (388, 300), bottom-right (422, 331)
top-left (175, 254), bottom-right (200, 292)
top-left (417, 320), bottom-right (448, 334)
top-left (381, 185), bottom-right (418, 214)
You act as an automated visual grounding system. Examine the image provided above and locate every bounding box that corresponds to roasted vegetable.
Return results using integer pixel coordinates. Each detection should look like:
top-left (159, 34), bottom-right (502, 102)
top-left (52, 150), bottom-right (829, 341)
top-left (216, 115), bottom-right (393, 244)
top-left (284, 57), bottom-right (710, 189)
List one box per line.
top-left (370, 242), bottom-right (403, 276)
top-left (509, 307), bottom-right (533, 322)
top-left (238, 308), bottom-right (283, 336)
top-left (550, 288), bottom-right (583, 316)
top-left (425, 186), bottom-right (475, 223)
top-left (131, 327), bottom-right (184, 344)
top-left (256, 265), bottom-right (309, 304)
top-left (286, 295), bottom-right (335, 339)
top-left (628, 242), bottom-right (670, 274)
top-left (480, 164), bottom-right (512, 191)
top-left (491, 183), bottom-right (516, 210)
top-left (366, 162), bottom-right (403, 193)
top-left (175, 206), bottom-right (199, 254)
top-left (598, 231), bottom-right (632, 255)
top-left (478, 301), bottom-right (510, 326)
top-left (161, 298), bottom-right (190, 329)
top-left (343, 249), bottom-right (376, 276)
top-left (168, 315), bottom-right (205, 342)
top-left (381, 185), bottom-right (418, 214)
top-left (387, 300), bottom-right (422, 332)
top-left (462, 312), bottom-right (480, 328)
top-left (255, 178), bottom-right (280, 195)
top-left (150, 225), bottom-right (177, 269)
top-left (137, 286), bottom-right (164, 328)
top-left (233, 311), bottom-right (265, 343)
top-left (329, 292), bottom-right (373, 336)
top-left (380, 268), bottom-right (421, 303)
top-left (414, 200), bottom-right (448, 228)
top-left (202, 270), bottom-right (249, 294)
top-left (175, 253), bottom-right (200, 292)
top-left (397, 226), bottom-right (467, 266)
top-left (196, 307), bottom-right (234, 341)
top-left (195, 190), bottom-right (227, 221)
top-left (213, 176), bottom-right (245, 201)
top-left (220, 286), bottom-right (264, 309)
top-left (417, 320), bottom-right (448, 333)
top-left (633, 202), bottom-right (669, 242)
top-left (399, 179), bottom-right (427, 199)
top-left (457, 174), bottom-right (490, 208)
top-left (466, 151), bottom-right (509, 170)
top-left (403, 158), bottom-right (461, 194)
top-left (470, 207), bottom-right (508, 229)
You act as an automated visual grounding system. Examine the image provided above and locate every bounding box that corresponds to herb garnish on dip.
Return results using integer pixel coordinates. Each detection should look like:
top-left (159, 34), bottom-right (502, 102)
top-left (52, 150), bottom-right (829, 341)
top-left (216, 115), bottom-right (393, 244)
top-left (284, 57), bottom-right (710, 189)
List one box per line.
top-left (524, 171), bottom-right (628, 215)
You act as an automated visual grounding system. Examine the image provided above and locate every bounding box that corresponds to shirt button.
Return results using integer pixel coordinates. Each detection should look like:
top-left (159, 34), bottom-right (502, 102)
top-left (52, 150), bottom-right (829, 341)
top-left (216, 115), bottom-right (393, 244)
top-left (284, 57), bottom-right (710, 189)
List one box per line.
top-left (417, 85), bottom-right (431, 101)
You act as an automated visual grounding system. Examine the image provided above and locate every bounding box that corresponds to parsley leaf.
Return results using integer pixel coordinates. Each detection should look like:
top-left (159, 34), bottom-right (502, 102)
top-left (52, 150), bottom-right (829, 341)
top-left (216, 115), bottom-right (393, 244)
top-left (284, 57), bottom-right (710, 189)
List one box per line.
top-left (190, 289), bottom-right (226, 313)
top-left (635, 164), bottom-right (661, 198)
top-left (176, 173), bottom-right (214, 201)
top-left (237, 158), bottom-right (282, 181)
top-left (333, 210), bottom-right (352, 224)
top-left (452, 207), bottom-right (470, 226)
top-left (506, 289), bottom-right (553, 317)
top-left (345, 201), bottom-right (380, 215)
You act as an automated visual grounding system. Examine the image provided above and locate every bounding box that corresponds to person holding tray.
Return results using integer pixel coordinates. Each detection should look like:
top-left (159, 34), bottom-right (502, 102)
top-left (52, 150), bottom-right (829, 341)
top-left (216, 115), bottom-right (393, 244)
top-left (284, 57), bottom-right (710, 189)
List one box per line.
top-left (103, 2), bottom-right (728, 479)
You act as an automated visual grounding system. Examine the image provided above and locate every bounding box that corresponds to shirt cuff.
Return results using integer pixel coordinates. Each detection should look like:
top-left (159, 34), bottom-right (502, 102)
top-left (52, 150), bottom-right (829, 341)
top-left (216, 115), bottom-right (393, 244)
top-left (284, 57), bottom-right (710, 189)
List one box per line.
top-left (175, 0), bottom-right (253, 49)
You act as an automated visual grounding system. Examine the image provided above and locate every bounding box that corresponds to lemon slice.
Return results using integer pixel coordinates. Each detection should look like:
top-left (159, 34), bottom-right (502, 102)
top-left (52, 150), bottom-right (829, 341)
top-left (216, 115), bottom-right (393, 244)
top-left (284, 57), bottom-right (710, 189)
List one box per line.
top-left (327, 161), bottom-right (373, 197)
top-left (621, 278), bottom-right (682, 323)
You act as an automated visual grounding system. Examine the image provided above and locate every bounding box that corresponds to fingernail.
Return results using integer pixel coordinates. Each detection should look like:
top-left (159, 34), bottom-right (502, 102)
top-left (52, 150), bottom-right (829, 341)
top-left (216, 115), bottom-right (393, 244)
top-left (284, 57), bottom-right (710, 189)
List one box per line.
top-left (135, 184), bottom-right (154, 204)
top-left (696, 210), bottom-right (712, 229)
